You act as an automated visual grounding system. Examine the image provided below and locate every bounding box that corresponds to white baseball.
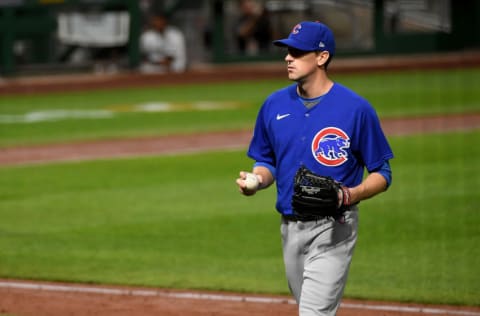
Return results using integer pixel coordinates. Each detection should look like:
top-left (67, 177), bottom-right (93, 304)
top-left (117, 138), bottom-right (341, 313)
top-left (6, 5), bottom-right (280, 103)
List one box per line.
top-left (244, 173), bottom-right (259, 191)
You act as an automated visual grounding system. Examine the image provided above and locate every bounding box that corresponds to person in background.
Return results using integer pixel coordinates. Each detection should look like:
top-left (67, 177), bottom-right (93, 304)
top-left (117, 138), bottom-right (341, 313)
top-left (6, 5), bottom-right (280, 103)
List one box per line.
top-left (235, 0), bottom-right (273, 55)
top-left (139, 12), bottom-right (187, 73)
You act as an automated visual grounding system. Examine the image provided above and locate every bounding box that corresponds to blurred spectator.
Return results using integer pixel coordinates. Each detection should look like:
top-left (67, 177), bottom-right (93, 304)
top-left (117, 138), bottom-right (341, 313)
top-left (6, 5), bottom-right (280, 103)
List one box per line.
top-left (139, 12), bottom-right (187, 73)
top-left (385, 0), bottom-right (401, 33)
top-left (235, 0), bottom-right (273, 55)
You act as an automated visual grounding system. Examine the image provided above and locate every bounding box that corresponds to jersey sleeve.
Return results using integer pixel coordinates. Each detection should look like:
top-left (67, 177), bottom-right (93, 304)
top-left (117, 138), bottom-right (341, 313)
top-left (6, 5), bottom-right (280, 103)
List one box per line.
top-left (356, 105), bottom-right (394, 172)
top-left (247, 101), bottom-right (276, 168)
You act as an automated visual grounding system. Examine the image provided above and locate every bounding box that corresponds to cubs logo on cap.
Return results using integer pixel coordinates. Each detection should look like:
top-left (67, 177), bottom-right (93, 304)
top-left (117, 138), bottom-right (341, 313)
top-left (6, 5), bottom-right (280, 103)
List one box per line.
top-left (273, 21), bottom-right (335, 55)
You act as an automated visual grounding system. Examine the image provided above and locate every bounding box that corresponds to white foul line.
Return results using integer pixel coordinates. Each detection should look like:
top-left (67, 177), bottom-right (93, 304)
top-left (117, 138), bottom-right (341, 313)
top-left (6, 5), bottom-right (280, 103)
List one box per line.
top-left (0, 281), bottom-right (479, 316)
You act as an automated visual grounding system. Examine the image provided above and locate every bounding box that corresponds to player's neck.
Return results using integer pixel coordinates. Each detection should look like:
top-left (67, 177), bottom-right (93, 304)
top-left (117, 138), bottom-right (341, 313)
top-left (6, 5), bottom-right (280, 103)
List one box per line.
top-left (297, 75), bottom-right (333, 99)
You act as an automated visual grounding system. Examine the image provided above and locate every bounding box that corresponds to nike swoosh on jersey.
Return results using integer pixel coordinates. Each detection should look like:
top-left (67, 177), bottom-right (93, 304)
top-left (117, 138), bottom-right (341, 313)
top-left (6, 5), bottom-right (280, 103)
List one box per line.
top-left (276, 113), bottom-right (291, 120)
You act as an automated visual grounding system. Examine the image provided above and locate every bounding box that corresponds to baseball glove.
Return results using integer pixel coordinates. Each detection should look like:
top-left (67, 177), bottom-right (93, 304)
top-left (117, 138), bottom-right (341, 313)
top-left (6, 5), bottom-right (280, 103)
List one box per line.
top-left (291, 165), bottom-right (351, 219)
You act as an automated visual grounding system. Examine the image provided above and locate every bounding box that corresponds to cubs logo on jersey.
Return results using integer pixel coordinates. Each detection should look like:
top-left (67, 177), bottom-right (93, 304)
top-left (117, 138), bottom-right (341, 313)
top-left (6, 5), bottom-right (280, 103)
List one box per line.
top-left (311, 127), bottom-right (350, 166)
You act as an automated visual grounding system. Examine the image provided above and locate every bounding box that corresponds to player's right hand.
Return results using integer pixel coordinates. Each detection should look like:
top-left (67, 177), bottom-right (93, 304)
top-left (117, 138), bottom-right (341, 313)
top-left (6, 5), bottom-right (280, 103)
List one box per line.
top-left (236, 171), bottom-right (262, 196)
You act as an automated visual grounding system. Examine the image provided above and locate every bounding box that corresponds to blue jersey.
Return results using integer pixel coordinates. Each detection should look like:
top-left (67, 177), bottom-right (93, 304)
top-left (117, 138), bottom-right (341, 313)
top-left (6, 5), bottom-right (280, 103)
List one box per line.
top-left (247, 83), bottom-right (394, 215)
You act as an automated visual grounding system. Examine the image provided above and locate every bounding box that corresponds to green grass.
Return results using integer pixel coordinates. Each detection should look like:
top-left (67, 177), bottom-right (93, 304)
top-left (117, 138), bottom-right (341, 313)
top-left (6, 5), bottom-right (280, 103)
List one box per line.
top-left (0, 80), bottom-right (278, 147)
top-left (0, 68), bottom-right (479, 306)
top-left (333, 68), bottom-right (480, 117)
top-left (346, 130), bottom-right (480, 305)
top-left (0, 151), bottom-right (282, 292)
top-left (0, 68), bottom-right (479, 147)
top-left (0, 130), bottom-right (479, 306)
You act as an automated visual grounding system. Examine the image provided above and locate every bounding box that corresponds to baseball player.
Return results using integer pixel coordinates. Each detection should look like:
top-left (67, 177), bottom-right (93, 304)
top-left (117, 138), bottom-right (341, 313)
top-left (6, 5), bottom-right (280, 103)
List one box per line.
top-left (236, 21), bottom-right (394, 315)
top-left (139, 12), bottom-right (187, 73)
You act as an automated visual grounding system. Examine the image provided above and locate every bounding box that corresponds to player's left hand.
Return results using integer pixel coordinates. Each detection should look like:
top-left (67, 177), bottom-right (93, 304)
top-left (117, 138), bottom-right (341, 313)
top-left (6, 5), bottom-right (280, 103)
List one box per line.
top-left (292, 165), bottom-right (351, 218)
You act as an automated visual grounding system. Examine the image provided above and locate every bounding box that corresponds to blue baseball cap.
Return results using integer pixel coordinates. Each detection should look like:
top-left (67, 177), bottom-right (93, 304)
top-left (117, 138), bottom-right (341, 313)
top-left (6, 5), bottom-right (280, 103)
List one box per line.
top-left (273, 21), bottom-right (335, 56)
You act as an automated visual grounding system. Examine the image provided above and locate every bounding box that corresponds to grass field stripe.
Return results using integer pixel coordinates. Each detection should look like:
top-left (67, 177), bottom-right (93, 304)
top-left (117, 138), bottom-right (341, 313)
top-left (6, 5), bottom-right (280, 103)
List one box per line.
top-left (1, 281), bottom-right (479, 315)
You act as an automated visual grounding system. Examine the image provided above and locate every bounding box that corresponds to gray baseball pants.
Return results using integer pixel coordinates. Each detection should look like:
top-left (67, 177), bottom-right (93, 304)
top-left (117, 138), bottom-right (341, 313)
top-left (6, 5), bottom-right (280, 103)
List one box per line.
top-left (280, 207), bottom-right (358, 316)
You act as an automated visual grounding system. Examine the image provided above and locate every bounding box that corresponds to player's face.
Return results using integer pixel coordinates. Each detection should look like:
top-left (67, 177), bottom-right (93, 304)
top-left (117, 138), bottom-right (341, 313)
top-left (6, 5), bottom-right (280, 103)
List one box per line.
top-left (151, 16), bottom-right (168, 32)
top-left (285, 48), bottom-right (328, 81)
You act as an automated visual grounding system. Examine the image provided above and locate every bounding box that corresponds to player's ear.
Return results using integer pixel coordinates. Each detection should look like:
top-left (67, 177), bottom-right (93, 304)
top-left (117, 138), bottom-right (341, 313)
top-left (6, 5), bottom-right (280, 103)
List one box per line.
top-left (316, 51), bottom-right (330, 68)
